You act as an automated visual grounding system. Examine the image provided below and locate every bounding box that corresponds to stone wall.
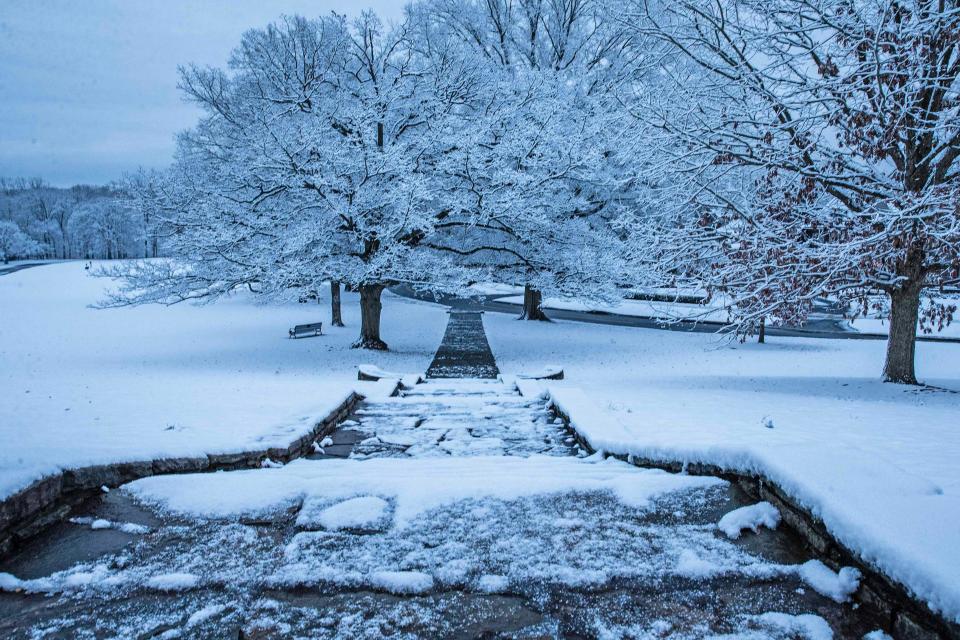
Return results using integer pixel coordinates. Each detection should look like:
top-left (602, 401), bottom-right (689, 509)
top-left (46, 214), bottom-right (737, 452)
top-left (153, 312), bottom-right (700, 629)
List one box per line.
top-left (549, 401), bottom-right (960, 640)
top-left (0, 391), bottom-right (363, 558)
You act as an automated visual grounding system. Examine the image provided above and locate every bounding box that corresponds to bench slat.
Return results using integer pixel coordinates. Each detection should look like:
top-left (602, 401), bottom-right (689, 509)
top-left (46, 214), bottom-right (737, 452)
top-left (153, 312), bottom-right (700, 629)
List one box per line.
top-left (289, 322), bottom-right (323, 338)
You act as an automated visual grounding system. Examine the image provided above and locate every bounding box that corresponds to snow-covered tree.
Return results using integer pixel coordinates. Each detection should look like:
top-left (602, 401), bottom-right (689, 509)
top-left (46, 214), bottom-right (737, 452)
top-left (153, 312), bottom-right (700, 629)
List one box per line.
top-left (627, 0), bottom-right (960, 383)
top-left (109, 13), bottom-right (480, 349)
top-left (68, 198), bottom-right (144, 259)
top-left (0, 179), bottom-right (137, 260)
top-left (0, 220), bottom-right (43, 262)
top-left (410, 0), bottom-right (637, 320)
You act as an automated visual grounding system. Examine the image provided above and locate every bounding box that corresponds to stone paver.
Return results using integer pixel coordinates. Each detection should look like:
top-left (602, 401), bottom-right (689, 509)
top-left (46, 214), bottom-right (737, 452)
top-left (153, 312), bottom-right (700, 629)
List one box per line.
top-left (326, 380), bottom-right (575, 461)
top-left (426, 311), bottom-right (499, 379)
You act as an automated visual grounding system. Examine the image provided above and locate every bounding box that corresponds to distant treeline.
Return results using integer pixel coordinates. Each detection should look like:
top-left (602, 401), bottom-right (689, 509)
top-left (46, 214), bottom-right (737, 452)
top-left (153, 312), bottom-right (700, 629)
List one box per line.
top-left (0, 177), bottom-right (156, 262)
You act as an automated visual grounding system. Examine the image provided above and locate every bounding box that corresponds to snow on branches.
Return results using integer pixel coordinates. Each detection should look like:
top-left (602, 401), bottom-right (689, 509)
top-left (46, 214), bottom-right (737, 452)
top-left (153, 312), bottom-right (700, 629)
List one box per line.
top-left (111, 2), bottom-right (638, 344)
top-left (628, 0), bottom-right (960, 382)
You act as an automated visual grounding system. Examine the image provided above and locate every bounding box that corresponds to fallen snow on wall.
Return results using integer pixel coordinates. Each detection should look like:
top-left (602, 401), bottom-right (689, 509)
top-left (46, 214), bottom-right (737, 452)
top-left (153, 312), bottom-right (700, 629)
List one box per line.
top-left (797, 560), bottom-right (862, 603)
top-left (0, 262), bottom-right (446, 500)
top-left (717, 502), bottom-right (781, 539)
top-left (486, 312), bottom-right (960, 622)
top-left (69, 516), bottom-right (150, 535)
top-left (124, 455), bottom-right (724, 526)
top-left (144, 573), bottom-right (199, 592)
top-left (590, 611), bottom-right (834, 640)
top-left (752, 612), bottom-right (834, 640)
top-left (368, 570), bottom-right (434, 595)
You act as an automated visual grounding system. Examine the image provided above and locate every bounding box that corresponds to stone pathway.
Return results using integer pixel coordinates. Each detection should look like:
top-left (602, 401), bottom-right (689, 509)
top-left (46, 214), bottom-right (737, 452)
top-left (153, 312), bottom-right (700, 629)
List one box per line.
top-left (325, 379), bottom-right (574, 460)
top-left (426, 311), bottom-right (499, 379)
top-left (0, 313), bottom-right (885, 639)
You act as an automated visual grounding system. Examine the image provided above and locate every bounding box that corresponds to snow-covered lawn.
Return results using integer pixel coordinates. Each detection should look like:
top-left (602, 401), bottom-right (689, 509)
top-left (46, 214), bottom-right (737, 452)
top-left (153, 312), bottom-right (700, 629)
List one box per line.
top-left (486, 313), bottom-right (960, 622)
top-left (0, 262), bottom-right (447, 500)
top-left (2, 377), bottom-right (875, 636)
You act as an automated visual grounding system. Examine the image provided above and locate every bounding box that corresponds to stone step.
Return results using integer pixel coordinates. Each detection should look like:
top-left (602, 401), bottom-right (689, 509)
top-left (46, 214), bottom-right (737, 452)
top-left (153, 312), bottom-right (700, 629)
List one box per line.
top-left (326, 379), bottom-right (572, 461)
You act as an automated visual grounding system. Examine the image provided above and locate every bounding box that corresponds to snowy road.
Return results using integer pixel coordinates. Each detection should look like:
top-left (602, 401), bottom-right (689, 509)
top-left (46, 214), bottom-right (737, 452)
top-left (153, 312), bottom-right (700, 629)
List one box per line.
top-left (0, 379), bottom-right (882, 638)
top-left (0, 262), bottom-right (48, 276)
top-left (390, 285), bottom-right (960, 344)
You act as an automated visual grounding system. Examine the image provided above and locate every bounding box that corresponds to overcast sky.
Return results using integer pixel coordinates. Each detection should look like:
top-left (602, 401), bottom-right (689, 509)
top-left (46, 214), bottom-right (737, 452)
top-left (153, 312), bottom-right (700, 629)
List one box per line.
top-left (0, 1), bottom-right (406, 187)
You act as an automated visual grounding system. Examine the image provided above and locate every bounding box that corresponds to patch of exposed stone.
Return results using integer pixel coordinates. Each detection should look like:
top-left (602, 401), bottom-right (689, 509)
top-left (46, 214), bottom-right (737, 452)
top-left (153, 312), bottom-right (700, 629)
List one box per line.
top-left (0, 391), bottom-right (367, 559)
top-left (548, 400), bottom-right (960, 640)
top-left (426, 311), bottom-right (500, 379)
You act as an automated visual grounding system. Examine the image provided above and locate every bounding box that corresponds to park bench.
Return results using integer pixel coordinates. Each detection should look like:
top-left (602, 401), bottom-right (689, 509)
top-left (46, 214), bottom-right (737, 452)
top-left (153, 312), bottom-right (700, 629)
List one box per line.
top-left (289, 322), bottom-right (323, 339)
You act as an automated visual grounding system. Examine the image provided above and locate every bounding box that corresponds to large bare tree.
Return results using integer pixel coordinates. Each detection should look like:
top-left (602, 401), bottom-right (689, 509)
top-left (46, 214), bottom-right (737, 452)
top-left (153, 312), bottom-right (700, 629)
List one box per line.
top-left (630, 0), bottom-right (960, 383)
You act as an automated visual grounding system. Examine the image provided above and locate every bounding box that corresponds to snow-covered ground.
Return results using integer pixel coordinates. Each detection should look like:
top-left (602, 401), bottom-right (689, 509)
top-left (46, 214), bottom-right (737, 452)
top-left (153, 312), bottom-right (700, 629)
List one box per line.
top-left (2, 378), bottom-right (878, 637)
top-left (845, 295), bottom-right (960, 338)
top-left (496, 289), bottom-right (960, 339)
top-left (486, 313), bottom-right (960, 622)
top-left (848, 317), bottom-right (960, 339)
top-left (0, 262), bottom-right (447, 500)
top-left (498, 294), bottom-right (731, 323)
top-left (4, 262), bottom-right (959, 628)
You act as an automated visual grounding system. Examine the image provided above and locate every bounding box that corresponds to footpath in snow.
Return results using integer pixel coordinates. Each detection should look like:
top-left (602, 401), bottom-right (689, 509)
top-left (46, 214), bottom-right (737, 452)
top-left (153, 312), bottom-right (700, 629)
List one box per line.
top-left (0, 311), bottom-right (885, 638)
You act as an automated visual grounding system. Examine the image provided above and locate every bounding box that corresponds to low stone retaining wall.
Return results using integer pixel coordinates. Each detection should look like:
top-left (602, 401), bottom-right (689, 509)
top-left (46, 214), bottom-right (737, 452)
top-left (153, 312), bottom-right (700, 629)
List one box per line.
top-left (549, 402), bottom-right (960, 640)
top-left (0, 391), bottom-right (363, 559)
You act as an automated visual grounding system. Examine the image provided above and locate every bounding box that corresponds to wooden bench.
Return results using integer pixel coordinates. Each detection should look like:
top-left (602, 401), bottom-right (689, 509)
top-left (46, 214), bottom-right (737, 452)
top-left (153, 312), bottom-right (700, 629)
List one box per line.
top-left (289, 322), bottom-right (323, 339)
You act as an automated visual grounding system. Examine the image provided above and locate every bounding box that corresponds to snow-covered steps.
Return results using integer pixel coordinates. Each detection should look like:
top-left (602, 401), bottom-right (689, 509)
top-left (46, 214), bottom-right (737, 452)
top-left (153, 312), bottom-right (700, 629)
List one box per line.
top-left (319, 379), bottom-right (576, 460)
top-left (400, 378), bottom-right (512, 398)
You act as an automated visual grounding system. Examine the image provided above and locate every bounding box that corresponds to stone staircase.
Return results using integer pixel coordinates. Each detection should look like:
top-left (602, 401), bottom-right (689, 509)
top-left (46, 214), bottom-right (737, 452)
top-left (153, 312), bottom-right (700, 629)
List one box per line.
top-left (310, 379), bottom-right (578, 462)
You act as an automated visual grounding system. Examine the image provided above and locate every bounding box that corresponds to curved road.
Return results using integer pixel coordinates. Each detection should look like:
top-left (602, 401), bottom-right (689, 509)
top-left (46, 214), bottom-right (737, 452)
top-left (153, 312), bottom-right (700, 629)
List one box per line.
top-left (0, 262), bottom-right (50, 277)
top-left (390, 285), bottom-right (960, 344)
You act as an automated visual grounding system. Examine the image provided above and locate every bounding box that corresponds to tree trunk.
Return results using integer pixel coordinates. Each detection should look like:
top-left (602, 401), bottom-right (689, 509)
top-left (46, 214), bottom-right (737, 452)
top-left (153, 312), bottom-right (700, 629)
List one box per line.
top-left (519, 285), bottom-right (549, 321)
top-left (353, 284), bottom-right (387, 350)
top-left (330, 281), bottom-right (345, 327)
top-left (758, 317), bottom-right (765, 344)
top-left (883, 285), bottom-right (921, 385)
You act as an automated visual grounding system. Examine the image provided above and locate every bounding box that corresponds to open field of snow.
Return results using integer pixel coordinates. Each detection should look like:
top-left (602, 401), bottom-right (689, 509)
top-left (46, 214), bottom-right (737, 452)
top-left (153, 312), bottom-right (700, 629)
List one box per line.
top-left (0, 262), bottom-right (447, 500)
top-left (486, 313), bottom-right (960, 621)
